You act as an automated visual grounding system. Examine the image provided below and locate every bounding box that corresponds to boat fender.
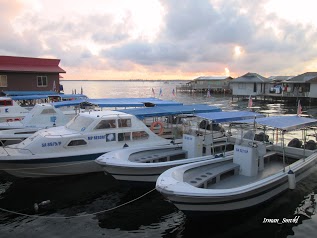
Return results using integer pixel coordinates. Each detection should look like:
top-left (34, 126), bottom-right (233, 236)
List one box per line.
top-left (150, 121), bottom-right (164, 135)
top-left (34, 200), bottom-right (51, 212)
top-left (6, 118), bottom-right (13, 122)
top-left (288, 170), bottom-right (296, 190)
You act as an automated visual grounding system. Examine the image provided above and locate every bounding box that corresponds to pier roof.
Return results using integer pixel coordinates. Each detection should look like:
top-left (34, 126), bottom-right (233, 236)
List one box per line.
top-left (193, 76), bottom-right (232, 81)
top-left (286, 72), bottom-right (317, 83)
top-left (232, 72), bottom-right (271, 83)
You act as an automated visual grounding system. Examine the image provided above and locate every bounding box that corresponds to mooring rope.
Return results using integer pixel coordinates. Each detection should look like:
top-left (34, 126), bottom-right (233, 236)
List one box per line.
top-left (0, 188), bottom-right (156, 219)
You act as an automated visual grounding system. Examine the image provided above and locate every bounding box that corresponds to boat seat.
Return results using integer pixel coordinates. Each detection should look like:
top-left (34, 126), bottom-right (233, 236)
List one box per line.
top-left (188, 163), bottom-right (240, 188)
top-left (134, 150), bottom-right (187, 163)
top-left (263, 151), bottom-right (277, 158)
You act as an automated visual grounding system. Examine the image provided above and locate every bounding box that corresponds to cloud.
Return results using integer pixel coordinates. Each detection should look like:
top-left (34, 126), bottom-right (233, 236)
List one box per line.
top-left (1, 0), bottom-right (317, 78)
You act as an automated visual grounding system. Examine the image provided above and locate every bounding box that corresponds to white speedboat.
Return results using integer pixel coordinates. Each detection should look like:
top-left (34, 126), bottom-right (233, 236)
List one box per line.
top-left (156, 116), bottom-right (317, 214)
top-left (96, 111), bottom-right (264, 183)
top-left (0, 103), bottom-right (72, 145)
top-left (0, 93), bottom-right (88, 123)
top-left (0, 97), bottom-right (29, 122)
top-left (0, 104), bottom-right (220, 178)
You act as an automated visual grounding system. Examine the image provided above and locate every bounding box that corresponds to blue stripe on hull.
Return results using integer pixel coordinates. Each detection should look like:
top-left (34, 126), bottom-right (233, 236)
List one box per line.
top-left (0, 153), bottom-right (105, 164)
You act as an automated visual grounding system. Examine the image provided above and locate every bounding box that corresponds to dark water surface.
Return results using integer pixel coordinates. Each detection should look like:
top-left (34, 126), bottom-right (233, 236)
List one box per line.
top-left (0, 80), bottom-right (317, 238)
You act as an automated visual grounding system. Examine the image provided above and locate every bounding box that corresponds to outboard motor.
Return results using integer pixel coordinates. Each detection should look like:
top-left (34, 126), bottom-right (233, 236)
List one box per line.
top-left (199, 120), bottom-right (209, 129)
top-left (212, 123), bottom-right (225, 132)
top-left (288, 138), bottom-right (302, 148)
top-left (254, 132), bottom-right (269, 142)
top-left (243, 130), bottom-right (255, 140)
top-left (305, 140), bottom-right (317, 150)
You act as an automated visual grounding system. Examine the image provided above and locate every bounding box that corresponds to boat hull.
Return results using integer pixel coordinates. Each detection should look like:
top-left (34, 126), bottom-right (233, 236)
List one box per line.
top-left (105, 163), bottom-right (183, 183)
top-left (0, 153), bottom-right (104, 178)
top-left (157, 154), bottom-right (317, 213)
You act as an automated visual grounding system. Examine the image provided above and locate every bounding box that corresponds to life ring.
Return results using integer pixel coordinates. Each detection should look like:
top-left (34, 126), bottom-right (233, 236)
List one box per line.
top-left (150, 121), bottom-right (164, 135)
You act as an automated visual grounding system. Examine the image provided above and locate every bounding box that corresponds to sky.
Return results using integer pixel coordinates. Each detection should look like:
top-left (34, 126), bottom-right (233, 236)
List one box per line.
top-left (1, 0), bottom-right (317, 80)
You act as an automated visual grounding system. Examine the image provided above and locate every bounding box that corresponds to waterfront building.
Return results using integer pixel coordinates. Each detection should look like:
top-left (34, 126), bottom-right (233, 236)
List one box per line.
top-left (0, 55), bottom-right (66, 94)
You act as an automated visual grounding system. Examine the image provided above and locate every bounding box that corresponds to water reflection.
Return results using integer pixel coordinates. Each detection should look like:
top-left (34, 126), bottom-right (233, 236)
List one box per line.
top-left (0, 81), bottom-right (317, 237)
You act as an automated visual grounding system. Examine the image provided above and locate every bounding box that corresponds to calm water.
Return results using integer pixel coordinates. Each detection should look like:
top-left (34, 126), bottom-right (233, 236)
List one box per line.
top-left (0, 80), bottom-right (317, 238)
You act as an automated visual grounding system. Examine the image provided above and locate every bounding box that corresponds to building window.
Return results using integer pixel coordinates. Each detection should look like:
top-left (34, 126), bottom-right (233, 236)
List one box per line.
top-left (37, 76), bottom-right (48, 87)
top-left (0, 75), bottom-right (7, 87)
top-left (238, 83), bottom-right (246, 89)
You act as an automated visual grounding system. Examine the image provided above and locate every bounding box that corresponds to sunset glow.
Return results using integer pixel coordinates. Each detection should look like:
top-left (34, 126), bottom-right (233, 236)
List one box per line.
top-left (1, 0), bottom-right (317, 80)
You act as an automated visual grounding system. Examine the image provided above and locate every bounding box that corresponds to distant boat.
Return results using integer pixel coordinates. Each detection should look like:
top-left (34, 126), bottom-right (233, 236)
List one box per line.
top-left (0, 103), bottom-right (73, 145)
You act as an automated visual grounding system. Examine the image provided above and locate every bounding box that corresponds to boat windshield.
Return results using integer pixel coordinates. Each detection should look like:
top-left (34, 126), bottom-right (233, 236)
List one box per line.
top-left (66, 115), bottom-right (94, 131)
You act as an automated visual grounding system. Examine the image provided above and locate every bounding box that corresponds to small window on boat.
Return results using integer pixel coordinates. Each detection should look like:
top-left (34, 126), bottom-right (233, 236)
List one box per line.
top-left (132, 131), bottom-right (149, 140)
top-left (40, 108), bottom-right (57, 114)
top-left (0, 100), bottom-right (12, 106)
top-left (106, 133), bottom-right (116, 142)
top-left (118, 119), bottom-right (131, 128)
top-left (67, 139), bottom-right (87, 146)
top-left (95, 119), bottom-right (116, 130)
top-left (118, 132), bottom-right (131, 141)
top-left (66, 115), bottom-right (94, 131)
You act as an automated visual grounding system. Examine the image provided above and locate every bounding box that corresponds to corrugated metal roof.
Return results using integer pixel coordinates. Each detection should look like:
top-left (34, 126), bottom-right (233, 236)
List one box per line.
top-left (268, 76), bottom-right (294, 81)
top-left (286, 72), bottom-right (317, 82)
top-left (231, 72), bottom-right (271, 83)
top-left (0, 56), bottom-right (66, 73)
top-left (194, 76), bottom-right (231, 81)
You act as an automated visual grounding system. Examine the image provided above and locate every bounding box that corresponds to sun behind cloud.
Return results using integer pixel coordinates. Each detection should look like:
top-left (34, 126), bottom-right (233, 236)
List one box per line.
top-left (234, 46), bottom-right (242, 58)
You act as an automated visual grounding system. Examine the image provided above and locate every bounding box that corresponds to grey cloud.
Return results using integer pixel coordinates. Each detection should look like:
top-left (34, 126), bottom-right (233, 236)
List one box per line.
top-left (2, 0), bottom-right (317, 77)
top-left (102, 41), bottom-right (189, 66)
top-left (103, 0), bottom-right (317, 75)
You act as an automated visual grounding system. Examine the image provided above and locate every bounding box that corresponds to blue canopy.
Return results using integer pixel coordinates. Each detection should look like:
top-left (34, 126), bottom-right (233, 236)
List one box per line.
top-left (10, 94), bottom-right (87, 101)
top-left (52, 97), bottom-right (182, 108)
top-left (238, 116), bottom-right (317, 131)
top-left (195, 111), bottom-right (264, 123)
top-left (119, 104), bottom-right (221, 119)
top-left (4, 91), bottom-right (59, 96)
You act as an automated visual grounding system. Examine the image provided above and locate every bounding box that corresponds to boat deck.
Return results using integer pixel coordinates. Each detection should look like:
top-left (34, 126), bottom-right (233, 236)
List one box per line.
top-left (129, 148), bottom-right (186, 163)
top-left (209, 159), bottom-right (286, 189)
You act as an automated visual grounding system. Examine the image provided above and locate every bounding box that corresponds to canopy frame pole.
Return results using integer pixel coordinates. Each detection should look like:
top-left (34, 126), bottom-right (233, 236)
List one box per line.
top-left (303, 128), bottom-right (307, 161)
top-left (282, 129), bottom-right (286, 172)
top-left (211, 120), bottom-right (215, 156)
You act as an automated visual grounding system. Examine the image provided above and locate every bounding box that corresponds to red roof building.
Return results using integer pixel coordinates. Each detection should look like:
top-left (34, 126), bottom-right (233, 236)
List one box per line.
top-left (0, 56), bottom-right (66, 93)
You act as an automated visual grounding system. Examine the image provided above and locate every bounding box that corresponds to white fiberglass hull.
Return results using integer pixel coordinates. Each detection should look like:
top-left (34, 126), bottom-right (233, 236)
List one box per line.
top-left (0, 153), bottom-right (105, 178)
top-left (156, 153), bottom-right (317, 213)
top-left (96, 144), bottom-right (229, 183)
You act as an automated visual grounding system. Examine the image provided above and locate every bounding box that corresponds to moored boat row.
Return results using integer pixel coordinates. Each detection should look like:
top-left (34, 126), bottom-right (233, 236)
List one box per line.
top-left (0, 96), bottom-right (317, 216)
